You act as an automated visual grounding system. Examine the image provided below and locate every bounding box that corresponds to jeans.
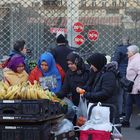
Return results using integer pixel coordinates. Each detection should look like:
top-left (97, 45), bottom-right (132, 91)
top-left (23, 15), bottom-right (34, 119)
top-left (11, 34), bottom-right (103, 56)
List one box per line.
top-left (125, 94), bottom-right (140, 121)
top-left (118, 87), bottom-right (127, 115)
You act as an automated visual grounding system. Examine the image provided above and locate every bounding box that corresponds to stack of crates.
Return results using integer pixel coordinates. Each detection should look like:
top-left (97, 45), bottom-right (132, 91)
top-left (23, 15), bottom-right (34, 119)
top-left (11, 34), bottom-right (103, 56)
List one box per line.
top-left (0, 99), bottom-right (64, 140)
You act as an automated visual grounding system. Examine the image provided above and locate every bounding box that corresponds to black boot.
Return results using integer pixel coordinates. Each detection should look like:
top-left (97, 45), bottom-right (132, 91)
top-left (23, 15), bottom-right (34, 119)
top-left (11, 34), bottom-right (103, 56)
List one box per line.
top-left (121, 120), bottom-right (130, 127)
top-left (135, 126), bottom-right (140, 130)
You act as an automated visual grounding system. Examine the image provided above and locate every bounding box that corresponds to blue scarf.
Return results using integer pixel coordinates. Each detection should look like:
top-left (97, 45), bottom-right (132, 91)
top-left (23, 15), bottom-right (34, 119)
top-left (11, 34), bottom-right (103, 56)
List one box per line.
top-left (38, 52), bottom-right (62, 93)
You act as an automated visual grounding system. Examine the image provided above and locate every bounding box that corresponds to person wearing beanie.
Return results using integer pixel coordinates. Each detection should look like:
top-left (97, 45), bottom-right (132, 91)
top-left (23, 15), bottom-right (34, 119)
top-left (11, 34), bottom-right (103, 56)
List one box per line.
top-left (56, 34), bottom-right (66, 44)
top-left (51, 34), bottom-right (72, 72)
top-left (77, 53), bottom-right (120, 125)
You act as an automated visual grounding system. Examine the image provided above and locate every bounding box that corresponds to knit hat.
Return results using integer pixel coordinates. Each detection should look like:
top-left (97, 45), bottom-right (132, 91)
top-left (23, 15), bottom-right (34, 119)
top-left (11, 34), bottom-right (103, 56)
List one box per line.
top-left (87, 53), bottom-right (107, 71)
top-left (56, 34), bottom-right (66, 44)
top-left (13, 40), bottom-right (25, 52)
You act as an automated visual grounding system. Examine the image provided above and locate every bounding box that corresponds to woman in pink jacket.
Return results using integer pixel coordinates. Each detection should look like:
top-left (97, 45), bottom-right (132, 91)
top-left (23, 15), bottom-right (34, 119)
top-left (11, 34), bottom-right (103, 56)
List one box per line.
top-left (121, 45), bottom-right (140, 129)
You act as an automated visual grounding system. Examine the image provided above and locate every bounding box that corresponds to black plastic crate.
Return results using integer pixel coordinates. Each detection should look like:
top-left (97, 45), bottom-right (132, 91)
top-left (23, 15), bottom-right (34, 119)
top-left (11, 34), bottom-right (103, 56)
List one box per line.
top-left (0, 122), bottom-right (52, 140)
top-left (0, 99), bottom-right (64, 123)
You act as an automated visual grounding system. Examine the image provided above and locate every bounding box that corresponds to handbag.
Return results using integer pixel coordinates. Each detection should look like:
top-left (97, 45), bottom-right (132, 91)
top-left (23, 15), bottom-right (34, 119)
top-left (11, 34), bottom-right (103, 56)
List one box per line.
top-left (80, 130), bottom-right (111, 140)
top-left (120, 74), bottom-right (138, 92)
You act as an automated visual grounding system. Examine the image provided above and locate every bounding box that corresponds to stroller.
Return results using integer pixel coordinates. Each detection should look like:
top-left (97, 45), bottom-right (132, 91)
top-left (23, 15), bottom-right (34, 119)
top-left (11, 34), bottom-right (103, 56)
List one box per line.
top-left (76, 102), bottom-right (123, 140)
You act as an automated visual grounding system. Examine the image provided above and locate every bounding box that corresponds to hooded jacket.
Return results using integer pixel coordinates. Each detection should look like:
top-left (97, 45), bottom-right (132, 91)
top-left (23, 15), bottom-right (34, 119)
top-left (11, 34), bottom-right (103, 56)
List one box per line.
top-left (29, 52), bottom-right (62, 93)
top-left (3, 68), bottom-right (28, 86)
top-left (84, 63), bottom-right (119, 105)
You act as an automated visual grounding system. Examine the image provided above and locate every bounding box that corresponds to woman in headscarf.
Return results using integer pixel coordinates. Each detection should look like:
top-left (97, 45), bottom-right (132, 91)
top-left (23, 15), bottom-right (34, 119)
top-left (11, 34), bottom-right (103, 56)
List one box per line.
top-left (57, 52), bottom-right (89, 106)
top-left (3, 55), bottom-right (28, 86)
top-left (29, 52), bottom-right (62, 94)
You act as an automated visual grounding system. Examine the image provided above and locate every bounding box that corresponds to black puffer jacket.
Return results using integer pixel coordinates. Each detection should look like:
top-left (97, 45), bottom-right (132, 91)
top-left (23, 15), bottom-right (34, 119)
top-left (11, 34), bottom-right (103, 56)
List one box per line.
top-left (84, 63), bottom-right (119, 106)
top-left (61, 68), bottom-right (89, 106)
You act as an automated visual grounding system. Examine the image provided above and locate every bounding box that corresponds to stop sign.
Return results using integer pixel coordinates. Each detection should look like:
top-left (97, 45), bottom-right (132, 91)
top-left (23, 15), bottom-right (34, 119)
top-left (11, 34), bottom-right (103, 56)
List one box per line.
top-left (74, 35), bottom-right (85, 46)
top-left (88, 30), bottom-right (99, 41)
top-left (73, 22), bottom-right (84, 33)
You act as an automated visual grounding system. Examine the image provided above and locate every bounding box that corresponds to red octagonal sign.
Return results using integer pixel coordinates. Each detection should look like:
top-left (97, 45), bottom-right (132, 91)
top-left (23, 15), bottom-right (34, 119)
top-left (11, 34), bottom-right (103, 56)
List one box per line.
top-left (73, 22), bottom-right (84, 33)
top-left (88, 30), bottom-right (99, 41)
top-left (74, 35), bottom-right (85, 46)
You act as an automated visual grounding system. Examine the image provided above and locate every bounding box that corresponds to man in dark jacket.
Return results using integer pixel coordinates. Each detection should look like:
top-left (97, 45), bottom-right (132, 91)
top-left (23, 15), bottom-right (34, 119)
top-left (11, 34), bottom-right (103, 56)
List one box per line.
top-left (51, 34), bottom-right (72, 72)
top-left (8, 40), bottom-right (30, 73)
top-left (112, 36), bottom-right (130, 117)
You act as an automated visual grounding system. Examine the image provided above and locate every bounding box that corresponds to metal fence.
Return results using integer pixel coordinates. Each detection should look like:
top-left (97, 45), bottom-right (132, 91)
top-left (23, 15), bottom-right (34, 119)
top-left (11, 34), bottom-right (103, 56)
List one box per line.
top-left (0, 0), bottom-right (140, 60)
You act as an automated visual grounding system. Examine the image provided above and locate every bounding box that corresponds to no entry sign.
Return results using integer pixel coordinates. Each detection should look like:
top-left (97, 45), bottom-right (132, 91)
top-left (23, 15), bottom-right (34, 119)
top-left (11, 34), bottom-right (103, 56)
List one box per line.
top-left (74, 35), bottom-right (85, 46)
top-left (88, 30), bottom-right (99, 41)
top-left (73, 22), bottom-right (84, 33)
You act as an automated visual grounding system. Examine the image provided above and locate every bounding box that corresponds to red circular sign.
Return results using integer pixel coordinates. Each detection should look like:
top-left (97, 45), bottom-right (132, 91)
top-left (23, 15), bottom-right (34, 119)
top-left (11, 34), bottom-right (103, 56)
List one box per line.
top-left (74, 35), bottom-right (85, 46)
top-left (73, 22), bottom-right (84, 33)
top-left (88, 30), bottom-right (99, 41)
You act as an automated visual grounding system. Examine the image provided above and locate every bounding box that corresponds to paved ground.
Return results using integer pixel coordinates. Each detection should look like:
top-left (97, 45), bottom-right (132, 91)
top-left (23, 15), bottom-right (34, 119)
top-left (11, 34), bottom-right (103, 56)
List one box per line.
top-left (122, 106), bottom-right (140, 140)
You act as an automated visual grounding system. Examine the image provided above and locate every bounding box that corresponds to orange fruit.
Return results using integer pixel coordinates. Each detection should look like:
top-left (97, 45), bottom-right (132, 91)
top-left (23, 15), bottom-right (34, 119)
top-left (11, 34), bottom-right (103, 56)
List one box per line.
top-left (79, 89), bottom-right (85, 95)
top-left (76, 116), bottom-right (86, 126)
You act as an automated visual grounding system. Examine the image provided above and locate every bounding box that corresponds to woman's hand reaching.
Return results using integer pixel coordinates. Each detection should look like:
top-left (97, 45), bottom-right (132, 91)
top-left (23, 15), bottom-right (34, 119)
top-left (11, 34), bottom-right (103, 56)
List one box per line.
top-left (76, 87), bottom-right (86, 95)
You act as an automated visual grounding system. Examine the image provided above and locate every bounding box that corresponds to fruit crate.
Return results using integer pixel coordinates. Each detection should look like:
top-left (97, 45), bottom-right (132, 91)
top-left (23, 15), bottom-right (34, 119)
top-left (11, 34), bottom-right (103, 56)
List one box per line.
top-left (0, 99), bottom-right (64, 123)
top-left (0, 121), bottom-right (52, 140)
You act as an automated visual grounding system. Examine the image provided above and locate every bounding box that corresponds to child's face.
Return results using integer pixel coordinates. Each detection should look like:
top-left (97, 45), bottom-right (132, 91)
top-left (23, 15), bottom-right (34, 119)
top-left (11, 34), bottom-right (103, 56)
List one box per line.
top-left (41, 61), bottom-right (48, 72)
top-left (16, 64), bottom-right (25, 73)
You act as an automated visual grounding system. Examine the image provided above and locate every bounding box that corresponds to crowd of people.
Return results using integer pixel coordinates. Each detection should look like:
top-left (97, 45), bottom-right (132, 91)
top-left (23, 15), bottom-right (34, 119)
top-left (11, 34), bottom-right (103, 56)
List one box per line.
top-left (0, 34), bottom-right (140, 130)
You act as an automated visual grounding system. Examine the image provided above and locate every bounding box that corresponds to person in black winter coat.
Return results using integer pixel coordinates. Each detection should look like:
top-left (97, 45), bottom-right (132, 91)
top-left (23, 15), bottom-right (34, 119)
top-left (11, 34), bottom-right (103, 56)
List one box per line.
top-left (77, 53), bottom-right (120, 124)
top-left (57, 52), bottom-right (89, 106)
top-left (84, 53), bottom-right (118, 104)
top-left (51, 34), bottom-right (72, 72)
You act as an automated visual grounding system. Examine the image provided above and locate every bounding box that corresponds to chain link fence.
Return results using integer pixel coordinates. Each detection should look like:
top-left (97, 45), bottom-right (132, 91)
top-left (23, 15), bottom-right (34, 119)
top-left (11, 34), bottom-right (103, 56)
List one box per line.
top-left (0, 0), bottom-right (140, 60)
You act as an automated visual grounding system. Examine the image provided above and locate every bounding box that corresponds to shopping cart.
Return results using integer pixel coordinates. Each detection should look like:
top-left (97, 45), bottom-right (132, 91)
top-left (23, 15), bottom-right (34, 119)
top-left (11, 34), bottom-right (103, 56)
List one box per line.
top-left (79, 103), bottom-right (123, 140)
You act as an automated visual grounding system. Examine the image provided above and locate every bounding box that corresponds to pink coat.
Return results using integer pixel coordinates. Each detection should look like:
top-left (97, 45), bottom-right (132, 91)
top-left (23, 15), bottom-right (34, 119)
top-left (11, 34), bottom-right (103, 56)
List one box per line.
top-left (126, 53), bottom-right (140, 94)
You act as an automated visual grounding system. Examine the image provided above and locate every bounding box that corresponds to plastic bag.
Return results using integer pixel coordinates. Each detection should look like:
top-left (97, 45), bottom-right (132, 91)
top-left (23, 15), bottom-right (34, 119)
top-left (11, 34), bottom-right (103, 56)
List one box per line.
top-left (88, 102), bottom-right (110, 124)
top-left (111, 125), bottom-right (123, 140)
top-left (76, 96), bottom-right (87, 126)
top-left (77, 95), bottom-right (87, 119)
top-left (53, 119), bottom-right (74, 135)
top-left (62, 97), bottom-right (76, 121)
